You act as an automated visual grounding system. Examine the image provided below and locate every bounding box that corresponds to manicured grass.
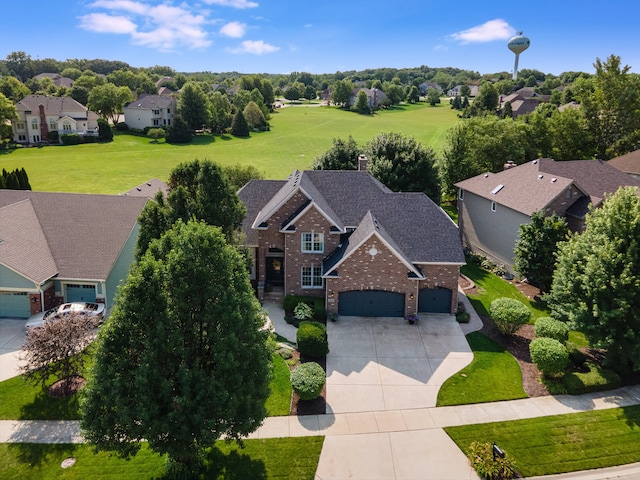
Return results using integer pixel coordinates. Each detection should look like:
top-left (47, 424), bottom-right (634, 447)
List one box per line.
top-left (440, 202), bottom-right (458, 223)
top-left (445, 405), bottom-right (640, 477)
top-left (0, 351), bottom-right (292, 420)
top-left (437, 332), bottom-right (527, 406)
top-left (0, 103), bottom-right (459, 194)
top-left (0, 436), bottom-right (324, 479)
top-left (266, 353), bottom-right (292, 416)
top-left (461, 263), bottom-right (550, 321)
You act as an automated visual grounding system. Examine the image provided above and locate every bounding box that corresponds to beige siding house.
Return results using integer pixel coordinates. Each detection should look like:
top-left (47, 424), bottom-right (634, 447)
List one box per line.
top-left (123, 94), bottom-right (176, 131)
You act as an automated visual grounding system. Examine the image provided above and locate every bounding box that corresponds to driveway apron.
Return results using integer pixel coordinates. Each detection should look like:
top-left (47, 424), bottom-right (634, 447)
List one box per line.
top-left (326, 314), bottom-right (473, 414)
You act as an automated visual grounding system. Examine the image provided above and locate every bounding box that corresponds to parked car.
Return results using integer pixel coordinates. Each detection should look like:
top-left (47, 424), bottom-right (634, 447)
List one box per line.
top-left (25, 302), bottom-right (105, 328)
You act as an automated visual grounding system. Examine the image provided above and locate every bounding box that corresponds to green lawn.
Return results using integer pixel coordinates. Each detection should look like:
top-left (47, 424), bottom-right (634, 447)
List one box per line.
top-left (436, 332), bottom-right (527, 406)
top-left (0, 103), bottom-right (459, 194)
top-left (0, 436), bottom-right (324, 480)
top-left (0, 351), bottom-right (292, 420)
top-left (445, 405), bottom-right (640, 477)
top-left (461, 263), bottom-right (550, 321)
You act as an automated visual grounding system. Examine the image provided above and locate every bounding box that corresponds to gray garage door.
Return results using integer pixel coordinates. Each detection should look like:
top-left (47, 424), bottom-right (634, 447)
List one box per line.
top-left (0, 291), bottom-right (31, 318)
top-left (418, 288), bottom-right (452, 313)
top-left (66, 284), bottom-right (97, 303)
top-left (338, 290), bottom-right (405, 317)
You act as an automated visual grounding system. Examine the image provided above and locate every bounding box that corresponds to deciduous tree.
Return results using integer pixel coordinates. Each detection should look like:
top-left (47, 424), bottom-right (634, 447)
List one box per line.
top-left (312, 136), bottom-right (361, 170)
top-left (81, 220), bottom-right (271, 475)
top-left (87, 83), bottom-right (133, 124)
top-left (177, 82), bottom-right (210, 131)
top-left (547, 187), bottom-right (640, 372)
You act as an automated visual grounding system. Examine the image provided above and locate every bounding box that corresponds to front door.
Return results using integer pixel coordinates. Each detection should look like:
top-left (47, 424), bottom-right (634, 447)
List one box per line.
top-left (265, 256), bottom-right (284, 286)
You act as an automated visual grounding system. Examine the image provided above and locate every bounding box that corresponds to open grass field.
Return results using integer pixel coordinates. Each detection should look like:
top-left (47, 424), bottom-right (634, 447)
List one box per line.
top-left (446, 405), bottom-right (640, 477)
top-left (0, 103), bottom-right (459, 194)
top-left (0, 436), bottom-right (324, 479)
top-left (436, 332), bottom-right (527, 406)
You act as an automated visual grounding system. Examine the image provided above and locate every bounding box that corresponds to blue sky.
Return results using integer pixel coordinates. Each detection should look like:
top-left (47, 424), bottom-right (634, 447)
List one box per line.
top-left (3, 0), bottom-right (640, 76)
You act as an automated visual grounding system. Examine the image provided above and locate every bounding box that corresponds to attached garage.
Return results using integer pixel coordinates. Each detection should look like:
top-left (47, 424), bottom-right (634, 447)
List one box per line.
top-left (0, 291), bottom-right (31, 318)
top-left (338, 290), bottom-right (405, 317)
top-left (65, 284), bottom-right (97, 303)
top-left (418, 287), bottom-right (452, 313)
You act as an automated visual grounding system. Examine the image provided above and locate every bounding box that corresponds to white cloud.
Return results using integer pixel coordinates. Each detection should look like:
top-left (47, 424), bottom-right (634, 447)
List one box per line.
top-left (202, 0), bottom-right (258, 8)
top-left (79, 0), bottom-right (212, 50)
top-left (449, 19), bottom-right (516, 44)
top-left (79, 13), bottom-right (137, 34)
top-left (220, 21), bottom-right (247, 38)
top-left (230, 40), bottom-right (279, 54)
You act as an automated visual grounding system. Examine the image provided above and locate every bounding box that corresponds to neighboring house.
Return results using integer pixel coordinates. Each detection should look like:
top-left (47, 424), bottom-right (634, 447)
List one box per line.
top-left (238, 162), bottom-right (465, 317)
top-left (499, 87), bottom-right (550, 117)
top-left (349, 88), bottom-right (387, 109)
top-left (447, 85), bottom-right (479, 97)
top-left (455, 158), bottom-right (640, 271)
top-left (558, 101), bottom-right (580, 112)
top-left (122, 178), bottom-right (170, 198)
top-left (608, 149), bottom-right (640, 179)
top-left (12, 95), bottom-right (99, 145)
top-left (418, 82), bottom-right (443, 95)
top-left (0, 190), bottom-right (148, 318)
top-left (123, 94), bottom-right (176, 131)
top-left (34, 73), bottom-right (74, 89)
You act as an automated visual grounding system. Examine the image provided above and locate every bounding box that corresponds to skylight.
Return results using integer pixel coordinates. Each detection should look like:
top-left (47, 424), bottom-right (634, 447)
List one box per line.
top-left (490, 184), bottom-right (504, 195)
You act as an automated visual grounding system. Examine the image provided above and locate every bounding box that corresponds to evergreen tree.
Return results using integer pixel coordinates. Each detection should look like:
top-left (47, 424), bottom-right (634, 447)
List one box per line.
top-left (353, 90), bottom-right (371, 114)
top-left (231, 110), bottom-right (250, 137)
top-left (165, 115), bottom-right (193, 144)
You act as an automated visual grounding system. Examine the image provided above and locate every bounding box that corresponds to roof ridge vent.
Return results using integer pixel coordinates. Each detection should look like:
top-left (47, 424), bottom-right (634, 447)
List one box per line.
top-left (538, 174), bottom-right (543, 179)
top-left (551, 178), bottom-right (557, 183)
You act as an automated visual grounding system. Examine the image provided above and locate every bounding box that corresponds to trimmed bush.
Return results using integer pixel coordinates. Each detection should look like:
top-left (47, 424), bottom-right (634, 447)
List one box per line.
top-left (489, 297), bottom-right (531, 335)
top-left (294, 302), bottom-right (313, 321)
top-left (467, 441), bottom-right (518, 480)
top-left (290, 361), bottom-right (325, 400)
top-left (296, 321), bottom-right (328, 358)
top-left (60, 133), bottom-right (80, 145)
top-left (283, 295), bottom-right (313, 312)
top-left (529, 337), bottom-right (569, 377)
top-left (562, 363), bottom-right (622, 395)
top-left (534, 317), bottom-right (569, 343)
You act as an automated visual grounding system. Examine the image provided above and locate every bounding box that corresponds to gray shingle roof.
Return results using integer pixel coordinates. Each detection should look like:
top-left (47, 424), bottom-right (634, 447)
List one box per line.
top-left (237, 180), bottom-right (286, 245)
top-left (122, 178), bottom-right (170, 199)
top-left (240, 171), bottom-right (464, 264)
top-left (124, 94), bottom-right (175, 110)
top-left (15, 95), bottom-right (89, 116)
top-left (0, 190), bottom-right (147, 283)
top-left (608, 149), bottom-right (640, 176)
top-left (455, 158), bottom-right (640, 215)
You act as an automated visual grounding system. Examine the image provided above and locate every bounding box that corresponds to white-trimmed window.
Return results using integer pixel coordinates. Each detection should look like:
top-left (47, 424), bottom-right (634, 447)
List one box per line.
top-left (31, 120), bottom-right (38, 130)
top-left (16, 122), bottom-right (25, 130)
top-left (491, 201), bottom-right (496, 212)
top-left (302, 266), bottom-right (323, 288)
top-left (302, 232), bottom-right (324, 253)
top-left (63, 122), bottom-right (72, 131)
top-left (49, 121), bottom-right (57, 131)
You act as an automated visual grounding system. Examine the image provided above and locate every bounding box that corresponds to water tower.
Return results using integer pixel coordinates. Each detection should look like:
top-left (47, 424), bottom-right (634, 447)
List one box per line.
top-left (508, 32), bottom-right (530, 80)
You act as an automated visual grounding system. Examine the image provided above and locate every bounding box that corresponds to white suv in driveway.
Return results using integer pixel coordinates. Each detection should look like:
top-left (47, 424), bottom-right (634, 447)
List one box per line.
top-left (25, 302), bottom-right (106, 328)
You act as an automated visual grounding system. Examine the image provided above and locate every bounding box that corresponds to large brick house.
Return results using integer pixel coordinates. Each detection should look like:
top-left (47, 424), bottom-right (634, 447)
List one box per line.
top-left (238, 163), bottom-right (465, 317)
top-left (455, 158), bottom-right (640, 272)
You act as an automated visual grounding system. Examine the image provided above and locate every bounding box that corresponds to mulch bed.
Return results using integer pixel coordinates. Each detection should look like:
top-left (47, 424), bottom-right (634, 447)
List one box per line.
top-left (48, 376), bottom-right (86, 398)
top-left (288, 350), bottom-right (327, 416)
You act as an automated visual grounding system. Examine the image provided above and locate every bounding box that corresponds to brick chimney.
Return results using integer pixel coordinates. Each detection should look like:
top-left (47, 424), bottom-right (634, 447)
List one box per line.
top-left (358, 154), bottom-right (369, 171)
top-left (38, 104), bottom-right (49, 142)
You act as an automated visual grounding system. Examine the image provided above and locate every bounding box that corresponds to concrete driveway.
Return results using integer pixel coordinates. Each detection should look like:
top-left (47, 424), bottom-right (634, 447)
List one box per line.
top-left (326, 314), bottom-right (473, 413)
top-left (0, 318), bottom-right (27, 381)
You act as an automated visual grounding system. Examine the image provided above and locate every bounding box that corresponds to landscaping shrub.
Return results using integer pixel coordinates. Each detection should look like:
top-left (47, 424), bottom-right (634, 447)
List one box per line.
top-left (294, 302), bottom-right (313, 321)
top-left (456, 311), bottom-right (471, 323)
top-left (115, 122), bottom-right (129, 130)
top-left (60, 133), bottom-right (80, 145)
top-left (467, 441), bottom-right (518, 480)
top-left (489, 297), bottom-right (531, 335)
top-left (290, 362), bottom-right (325, 401)
top-left (46, 131), bottom-right (59, 143)
top-left (296, 321), bottom-right (328, 358)
top-left (562, 363), bottom-right (622, 395)
top-left (534, 317), bottom-right (569, 343)
top-left (284, 295), bottom-right (313, 312)
top-left (313, 298), bottom-right (325, 321)
top-left (529, 337), bottom-right (569, 377)
top-left (567, 343), bottom-right (588, 368)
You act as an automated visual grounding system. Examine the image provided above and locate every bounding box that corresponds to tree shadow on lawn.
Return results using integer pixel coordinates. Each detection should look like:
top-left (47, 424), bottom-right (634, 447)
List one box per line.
top-left (19, 388), bottom-right (81, 420)
top-left (8, 442), bottom-right (78, 469)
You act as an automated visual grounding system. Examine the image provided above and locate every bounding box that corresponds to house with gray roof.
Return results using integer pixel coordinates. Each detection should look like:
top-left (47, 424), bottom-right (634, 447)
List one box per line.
top-left (455, 158), bottom-right (640, 271)
top-left (238, 163), bottom-right (465, 317)
top-left (0, 190), bottom-right (148, 318)
top-left (12, 95), bottom-right (99, 145)
top-left (123, 94), bottom-right (176, 131)
top-left (608, 149), bottom-right (640, 179)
